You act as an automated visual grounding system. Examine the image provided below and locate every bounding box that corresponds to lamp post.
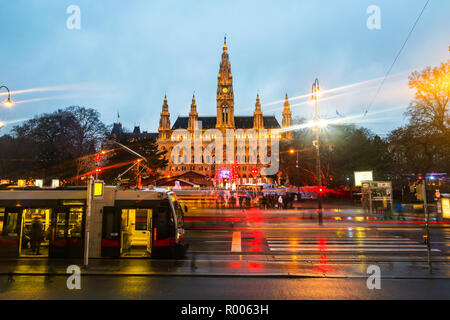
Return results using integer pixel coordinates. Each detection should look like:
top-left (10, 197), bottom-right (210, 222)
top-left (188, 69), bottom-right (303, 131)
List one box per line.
top-left (0, 86), bottom-right (14, 108)
top-left (312, 78), bottom-right (323, 225)
top-left (289, 148), bottom-right (299, 168)
top-left (0, 86), bottom-right (13, 130)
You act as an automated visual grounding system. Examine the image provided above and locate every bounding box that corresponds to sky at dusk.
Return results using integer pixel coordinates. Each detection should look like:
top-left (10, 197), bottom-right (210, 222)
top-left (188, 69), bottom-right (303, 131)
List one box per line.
top-left (1, 0), bottom-right (449, 136)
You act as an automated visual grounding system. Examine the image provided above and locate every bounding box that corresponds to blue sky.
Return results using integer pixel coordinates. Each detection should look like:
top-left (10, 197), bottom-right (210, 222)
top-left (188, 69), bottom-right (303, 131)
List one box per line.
top-left (0, 0), bottom-right (449, 136)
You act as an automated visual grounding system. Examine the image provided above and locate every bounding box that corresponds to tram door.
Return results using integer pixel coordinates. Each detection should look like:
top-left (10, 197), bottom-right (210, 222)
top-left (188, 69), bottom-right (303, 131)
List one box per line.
top-left (101, 206), bottom-right (121, 257)
top-left (48, 207), bottom-right (84, 258)
top-left (0, 208), bottom-right (22, 258)
top-left (120, 209), bottom-right (152, 257)
top-left (19, 208), bottom-right (52, 257)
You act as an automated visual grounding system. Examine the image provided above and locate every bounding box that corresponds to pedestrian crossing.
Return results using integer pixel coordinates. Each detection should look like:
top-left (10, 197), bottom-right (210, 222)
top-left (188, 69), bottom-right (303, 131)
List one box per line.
top-left (266, 236), bottom-right (441, 254)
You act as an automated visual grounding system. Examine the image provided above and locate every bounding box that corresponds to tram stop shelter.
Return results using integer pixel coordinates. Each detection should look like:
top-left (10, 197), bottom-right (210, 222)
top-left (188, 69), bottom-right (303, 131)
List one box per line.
top-left (437, 194), bottom-right (450, 221)
top-left (361, 181), bottom-right (394, 218)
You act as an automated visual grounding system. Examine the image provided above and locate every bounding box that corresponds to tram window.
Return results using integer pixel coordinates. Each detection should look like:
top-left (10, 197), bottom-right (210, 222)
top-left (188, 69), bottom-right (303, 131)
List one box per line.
top-left (173, 202), bottom-right (184, 228)
top-left (104, 211), bottom-right (115, 237)
top-left (155, 207), bottom-right (168, 238)
top-left (6, 212), bottom-right (18, 234)
top-left (68, 208), bottom-right (83, 238)
top-left (55, 212), bottom-right (67, 238)
top-left (135, 209), bottom-right (148, 231)
top-left (0, 208), bottom-right (4, 233)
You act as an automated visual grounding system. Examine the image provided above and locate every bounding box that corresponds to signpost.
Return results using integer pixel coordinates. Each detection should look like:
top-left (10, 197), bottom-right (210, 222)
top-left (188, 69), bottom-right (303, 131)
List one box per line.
top-left (422, 182), bottom-right (432, 273)
top-left (84, 176), bottom-right (93, 267)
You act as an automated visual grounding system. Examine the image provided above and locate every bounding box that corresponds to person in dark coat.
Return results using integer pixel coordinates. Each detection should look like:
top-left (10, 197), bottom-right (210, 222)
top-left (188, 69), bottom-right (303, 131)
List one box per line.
top-left (30, 217), bottom-right (44, 255)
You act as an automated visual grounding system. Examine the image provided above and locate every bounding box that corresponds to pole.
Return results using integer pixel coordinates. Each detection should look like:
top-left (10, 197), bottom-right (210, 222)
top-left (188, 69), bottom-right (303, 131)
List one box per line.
top-left (422, 182), bottom-right (432, 273)
top-left (137, 160), bottom-right (142, 189)
top-left (84, 175), bottom-right (93, 267)
top-left (313, 79), bottom-right (323, 225)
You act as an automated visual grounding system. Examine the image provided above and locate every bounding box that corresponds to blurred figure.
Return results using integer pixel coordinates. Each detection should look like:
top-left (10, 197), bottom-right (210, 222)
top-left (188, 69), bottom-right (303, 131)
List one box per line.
top-left (30, 216), bottom-right (44, 255)
top-left (278, 195), bottom-right (283, 209)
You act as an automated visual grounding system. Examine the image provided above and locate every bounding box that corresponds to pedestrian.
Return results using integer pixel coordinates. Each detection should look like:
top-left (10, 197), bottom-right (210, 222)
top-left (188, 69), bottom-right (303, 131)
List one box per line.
top-left (278, 195), bottom-right (283, 210)
top-left (30, 216), bottom-right (44, 255)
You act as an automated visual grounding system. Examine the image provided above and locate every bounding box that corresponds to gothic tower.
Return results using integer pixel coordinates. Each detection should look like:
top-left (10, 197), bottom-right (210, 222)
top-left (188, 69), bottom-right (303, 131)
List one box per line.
top-left (158, 95), bottom-right (171, 140)
top-left (282, 93), bottom-right (293, 139)
top-left (216, 36), bottom-right (235, 130)
top-left (253, 93), bottom-right (264, 130)
top-left (188, 93), bottom-right (198, 131)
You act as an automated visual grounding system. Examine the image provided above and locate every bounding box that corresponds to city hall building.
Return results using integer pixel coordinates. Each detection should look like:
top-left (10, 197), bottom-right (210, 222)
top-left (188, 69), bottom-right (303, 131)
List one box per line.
top-left (114, 38), bottom-right (294, 187)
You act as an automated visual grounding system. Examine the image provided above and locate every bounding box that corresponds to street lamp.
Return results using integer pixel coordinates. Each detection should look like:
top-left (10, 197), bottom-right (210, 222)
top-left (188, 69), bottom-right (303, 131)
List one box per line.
top-left (289, 148), bottom-right (299, 168)
top-left (312, 78), bottom-right (323, 225)
top-left (0, 86), bottom-right (14, 108)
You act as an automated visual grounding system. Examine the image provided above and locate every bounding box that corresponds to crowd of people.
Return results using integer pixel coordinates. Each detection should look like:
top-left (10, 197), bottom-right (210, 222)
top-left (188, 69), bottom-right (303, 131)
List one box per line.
top-left (212, 190), bottom-right (297, 209)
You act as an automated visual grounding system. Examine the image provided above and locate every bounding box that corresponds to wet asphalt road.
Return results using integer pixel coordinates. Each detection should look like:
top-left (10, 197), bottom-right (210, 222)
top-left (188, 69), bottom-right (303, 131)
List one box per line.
top-left (1, 275), bottom-right (450, 299)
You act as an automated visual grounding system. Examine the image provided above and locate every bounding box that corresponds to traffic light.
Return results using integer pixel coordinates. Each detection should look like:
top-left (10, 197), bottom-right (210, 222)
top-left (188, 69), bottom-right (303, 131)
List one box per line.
top-left (317, 186), bottom-right (326, 194)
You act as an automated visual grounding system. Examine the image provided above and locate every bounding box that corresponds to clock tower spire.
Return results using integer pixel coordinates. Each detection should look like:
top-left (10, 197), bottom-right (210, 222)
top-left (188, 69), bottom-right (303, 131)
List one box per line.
top-left (216, 36), bottom-right (235, 129)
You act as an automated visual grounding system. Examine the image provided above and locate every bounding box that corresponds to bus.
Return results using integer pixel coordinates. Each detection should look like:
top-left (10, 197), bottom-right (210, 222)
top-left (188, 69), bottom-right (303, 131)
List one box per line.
top-left (0, 186), bottom-right (187, 259)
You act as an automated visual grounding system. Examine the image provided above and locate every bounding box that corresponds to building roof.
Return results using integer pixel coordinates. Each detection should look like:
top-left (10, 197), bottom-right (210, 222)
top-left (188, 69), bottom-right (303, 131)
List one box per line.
top-left (171, 116), bottom-right (280, 130)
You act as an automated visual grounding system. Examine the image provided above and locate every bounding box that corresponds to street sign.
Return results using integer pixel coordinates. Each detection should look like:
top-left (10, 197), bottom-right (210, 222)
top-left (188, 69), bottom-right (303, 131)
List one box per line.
top-left (354, 171), bottom-right (373, 187)
top-left (435, 189), bottom-right (441, 200)
top-left (442, 198), bottom-right (450, 220)
top-left (93, 180), bottom-right (104, 199)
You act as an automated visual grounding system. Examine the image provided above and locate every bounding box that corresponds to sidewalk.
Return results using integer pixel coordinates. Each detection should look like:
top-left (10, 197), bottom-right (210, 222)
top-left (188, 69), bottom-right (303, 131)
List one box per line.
top-left (1, 258), bottom-right (449, 279)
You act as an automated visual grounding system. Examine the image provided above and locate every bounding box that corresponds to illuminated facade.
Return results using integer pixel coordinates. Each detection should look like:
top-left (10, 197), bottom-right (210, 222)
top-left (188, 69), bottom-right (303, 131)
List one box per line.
top-left (157, 38), bottom-right (293, 187)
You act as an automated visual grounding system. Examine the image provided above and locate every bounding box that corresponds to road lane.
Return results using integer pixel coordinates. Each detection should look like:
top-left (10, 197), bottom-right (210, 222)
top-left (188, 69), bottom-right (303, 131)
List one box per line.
top-left (2, 275), bottom-right (450, 299)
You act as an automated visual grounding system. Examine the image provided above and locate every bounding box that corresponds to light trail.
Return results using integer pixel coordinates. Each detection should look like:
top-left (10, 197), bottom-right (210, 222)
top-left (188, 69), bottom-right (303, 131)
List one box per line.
top-left (261, 72), bottom-right (407, 108)
top-left (68, 159), bottom-right (137, 181)
top-left (12, 94), bottom-right (84, 105)
top-left (277, 104), bottom-right (408, 133)
top-left (0, 83), bottom-right (114, 98)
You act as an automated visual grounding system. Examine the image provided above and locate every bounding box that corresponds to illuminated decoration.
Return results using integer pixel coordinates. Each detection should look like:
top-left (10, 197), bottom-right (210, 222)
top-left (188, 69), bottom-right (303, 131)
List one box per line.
top-left (35, 179), bottom-right (43, 188)
top-left (18, 179), bottom-right (26, 187)
top-left (354, 171), bottom-right (373, 187)
top-left (219, 169), bottom-right (231, 179)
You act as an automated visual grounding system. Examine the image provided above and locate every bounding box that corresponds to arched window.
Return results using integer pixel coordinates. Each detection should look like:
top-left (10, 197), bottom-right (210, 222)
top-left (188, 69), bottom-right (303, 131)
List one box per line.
top-left (222, 104), bottom-right (228, 123)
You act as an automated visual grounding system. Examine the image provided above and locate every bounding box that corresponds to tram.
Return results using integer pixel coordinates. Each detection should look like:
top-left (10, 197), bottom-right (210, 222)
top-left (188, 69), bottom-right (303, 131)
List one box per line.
top-left (0, 186), bottom-right (187, 259)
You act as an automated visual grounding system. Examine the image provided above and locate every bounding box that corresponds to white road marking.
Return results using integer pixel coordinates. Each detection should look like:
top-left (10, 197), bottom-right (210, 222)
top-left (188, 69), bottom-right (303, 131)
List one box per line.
top-left (231, 231), bottom-right (242, 252)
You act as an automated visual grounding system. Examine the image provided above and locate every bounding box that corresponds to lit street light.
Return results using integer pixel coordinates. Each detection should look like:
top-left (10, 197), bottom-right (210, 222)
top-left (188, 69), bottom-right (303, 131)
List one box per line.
top-left (0, 86), bottom-right (14, 108)
top-left (289, 148), bottom-right (299, 168)
top-left (311, 78), bottom-right (323, 225)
